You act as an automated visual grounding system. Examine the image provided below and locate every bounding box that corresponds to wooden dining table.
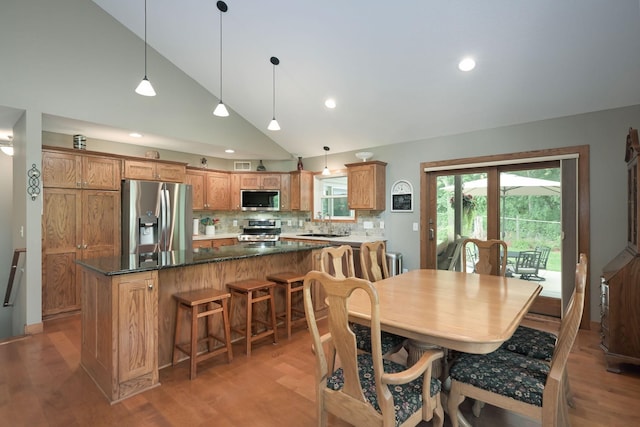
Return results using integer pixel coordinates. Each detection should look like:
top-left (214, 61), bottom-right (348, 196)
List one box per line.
top-left (347, 268), bottom-right (542, 355)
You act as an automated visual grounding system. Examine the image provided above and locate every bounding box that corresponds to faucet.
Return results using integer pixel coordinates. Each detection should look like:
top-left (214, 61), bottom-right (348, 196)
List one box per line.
top-left (318, 211), bottom-right (333, 234)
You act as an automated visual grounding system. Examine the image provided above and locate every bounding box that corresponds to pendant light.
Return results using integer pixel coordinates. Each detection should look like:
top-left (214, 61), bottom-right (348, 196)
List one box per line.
top-left (267, 56), bottom-right (280, 131)
top-left (322, 146), bottom-right (331, 175)
top-left (213, 1), bottom-right (229, 117)
top-left (135, 0), bottom-right (156, 96)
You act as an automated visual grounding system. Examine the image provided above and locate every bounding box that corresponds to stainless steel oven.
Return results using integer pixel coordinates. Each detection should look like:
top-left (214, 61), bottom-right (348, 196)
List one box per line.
top-left (237, 219), bottom-right (281, 242)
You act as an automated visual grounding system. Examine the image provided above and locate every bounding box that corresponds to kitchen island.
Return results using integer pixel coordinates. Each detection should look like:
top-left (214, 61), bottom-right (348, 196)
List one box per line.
top-left (77, 241), bottom-right (328, 403)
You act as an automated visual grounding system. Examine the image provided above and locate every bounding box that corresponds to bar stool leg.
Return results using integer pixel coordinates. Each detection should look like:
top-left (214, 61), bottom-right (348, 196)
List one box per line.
top-left (285, 283), bottom-right (292, 339)
top-left (189, 304), bottom-right (198, 380)
top-left (173, 302), bottom-right (184, 366)
top-left (221, 298), bottom-right (233, 363)
top-left (269, 286), bottom-right (278, 344)
top-left (246, 290), bottom-right (253, 356)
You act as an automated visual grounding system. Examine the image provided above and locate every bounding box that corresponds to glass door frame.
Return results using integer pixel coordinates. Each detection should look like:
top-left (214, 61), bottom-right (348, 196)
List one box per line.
top-left (420, 145), bottom-right (590, 329)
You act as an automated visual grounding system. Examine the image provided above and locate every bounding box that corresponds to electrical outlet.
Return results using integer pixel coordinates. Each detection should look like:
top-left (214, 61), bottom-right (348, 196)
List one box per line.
top-left (287, 220), bottom-right (292, 226)
top-left (379, 221), bottom-right (384, 229)
top-left (363, 221), bottom-right (374, 229)
top-left (412, 222), bottom-right (419, 231)
top-left (299, 220), bottom-right (304, 227)
top-left (232, 220), bottom-right (238, 227)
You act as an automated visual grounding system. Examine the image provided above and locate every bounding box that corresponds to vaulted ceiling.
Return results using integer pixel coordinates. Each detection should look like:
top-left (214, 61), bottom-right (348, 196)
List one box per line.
top-left (3, 1), bottom-right (640, 160)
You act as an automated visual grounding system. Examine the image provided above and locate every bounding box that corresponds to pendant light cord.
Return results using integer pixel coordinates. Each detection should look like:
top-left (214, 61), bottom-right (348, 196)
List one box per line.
top-left (272, 62), bottom-right (276, 118)
top-left (218, 7), bottom-right (223, 101)
top-left (143, 0), bottom-right (148, 77)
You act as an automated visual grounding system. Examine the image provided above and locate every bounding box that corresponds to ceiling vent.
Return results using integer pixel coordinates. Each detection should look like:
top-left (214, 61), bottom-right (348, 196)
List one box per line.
top-left (234, 161), bottom-right (251, 171)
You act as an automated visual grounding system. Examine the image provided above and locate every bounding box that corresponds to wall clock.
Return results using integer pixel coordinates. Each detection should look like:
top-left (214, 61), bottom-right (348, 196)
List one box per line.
top-left (391, 179), bottom-right (413, 212)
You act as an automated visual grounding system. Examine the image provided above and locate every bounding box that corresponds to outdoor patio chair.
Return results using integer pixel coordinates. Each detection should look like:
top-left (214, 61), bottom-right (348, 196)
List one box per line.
top-left (529, 246), bottom-right (551, 281)
top-left (514, 250), bottom-right (543, 281)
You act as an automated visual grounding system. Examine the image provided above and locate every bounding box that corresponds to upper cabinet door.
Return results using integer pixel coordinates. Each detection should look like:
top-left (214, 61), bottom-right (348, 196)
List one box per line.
top-left (43, 151), bottom-right (81, 188)
top-left (123, 160), bottom-right (186, 183)
top-left (346, 161), bottom-right (387, 210)
top-left (185, 171), bottom-right (206, 210)
top-left (239, 173), bottom-right (281, 189)
top-left (206, 172), bottom-right (231, 210)
top-left (82, 156), bottom-right (121, 190)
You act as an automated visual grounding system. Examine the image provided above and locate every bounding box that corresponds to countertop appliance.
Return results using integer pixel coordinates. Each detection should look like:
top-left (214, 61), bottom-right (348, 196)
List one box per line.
top-left (240, 189), bottom-right (280, 211)
top-left (122, 179), bottom-right (193, 254)
top-left (237, 219), bottom-right (281, 242)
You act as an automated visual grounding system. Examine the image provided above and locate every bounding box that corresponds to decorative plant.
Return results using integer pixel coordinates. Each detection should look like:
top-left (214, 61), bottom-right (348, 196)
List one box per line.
top-left (450, 194), bottom-right (476, 230)
top-left (200, 217), bottom-right (219, 226)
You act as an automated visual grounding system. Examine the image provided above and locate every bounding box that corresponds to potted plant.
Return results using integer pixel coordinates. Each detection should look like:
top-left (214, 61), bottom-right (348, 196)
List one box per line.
top-left (201, 217), bottom-right (219, 236)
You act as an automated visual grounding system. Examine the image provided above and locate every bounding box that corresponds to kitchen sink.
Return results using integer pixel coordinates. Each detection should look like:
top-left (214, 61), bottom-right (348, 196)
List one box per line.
top-left (297, 233), bottom-right (346, 238)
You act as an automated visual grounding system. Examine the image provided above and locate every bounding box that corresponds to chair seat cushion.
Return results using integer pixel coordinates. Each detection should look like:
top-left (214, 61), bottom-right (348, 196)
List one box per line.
top-left (449, 349), bottom-right (550, 407)
top-left (350, 323), bottom-right (406, 355)
top-left (327, 354), bottom-right (441, 426)
top-left (501, 325), bottom-right (557, 361)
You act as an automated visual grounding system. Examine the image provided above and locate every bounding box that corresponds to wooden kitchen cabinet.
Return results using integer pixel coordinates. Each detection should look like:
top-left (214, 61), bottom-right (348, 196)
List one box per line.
top-left (42, 149), bottom-right (121, 190)
top-left (280, 173), bottom-right (291, 211)
top-left (192, 237), bottom-right (237, 249)
top-left (123, 159), bottom-right (186, 183)
top-left (601, 128), bottom-right (640, 373)
top-left (290, 170), bottom-right (313, 211)
top-left (239, 173), bottom-right (281, 189)
top-left (229, 173), bottom-right (241, 211)
top-left (345, 160), bottom-right (387, 210)
top-left (186, 169), bottom-right (230, 210)
top-left (81, 269), bottom-right (159, 403)
top-left (42, 188), bottom-right (120, 318)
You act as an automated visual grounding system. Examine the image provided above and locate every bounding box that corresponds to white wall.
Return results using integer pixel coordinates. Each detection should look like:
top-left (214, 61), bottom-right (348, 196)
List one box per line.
top-left (0, 147), bottom-right (14, 337)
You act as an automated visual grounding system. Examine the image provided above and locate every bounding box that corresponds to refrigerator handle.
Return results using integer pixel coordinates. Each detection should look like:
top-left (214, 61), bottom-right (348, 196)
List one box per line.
top-left (163, 187), bottom-right (173, 251)
top-left (160, 186), bottom-right (168, 251)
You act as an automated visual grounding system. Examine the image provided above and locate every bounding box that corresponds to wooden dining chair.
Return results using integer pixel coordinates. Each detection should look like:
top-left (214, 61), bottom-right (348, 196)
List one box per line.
top-left (319, 245), bottom-right (356, 279)
top-left (461, 238), bottom-right (508, 276)
top-left (303, 270), bottom-right (444, 427)
top-left (360, 241), bottom-right (390, 282)
top-left (320, 245), bottom-right (405, 356)
top-left (447, 253), bottom-right (587, 427)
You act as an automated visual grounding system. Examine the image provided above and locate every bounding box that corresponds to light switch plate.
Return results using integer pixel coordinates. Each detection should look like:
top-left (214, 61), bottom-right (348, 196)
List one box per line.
top-left (233, 220), bottom-right (238, 227)
top-left (379, 221), bottom-right (385, 229)
top-left (287, 220), bottom-right (292, 226)
top-left (412, 222), bottom-right (419, 231)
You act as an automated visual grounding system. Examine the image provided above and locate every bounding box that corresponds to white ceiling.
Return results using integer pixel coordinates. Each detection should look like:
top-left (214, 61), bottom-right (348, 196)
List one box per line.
top-left (3, 1), bottom-right (640, 159)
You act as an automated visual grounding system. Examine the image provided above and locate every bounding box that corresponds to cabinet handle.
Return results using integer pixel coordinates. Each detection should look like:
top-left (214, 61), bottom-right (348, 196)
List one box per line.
top-left (147, 282), bottom-right (153, 290)
top-left (83, 244), bottom-right (87, 249)
top-left (77, 244), bottom-right (82, 249)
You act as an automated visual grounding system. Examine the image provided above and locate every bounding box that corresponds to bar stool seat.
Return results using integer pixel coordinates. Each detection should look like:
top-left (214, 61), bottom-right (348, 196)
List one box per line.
top-left (172, 288), bottom-right (233, 380)
top-left (227, 279), bottom-right (278, 355)
top-left (266, 272), bottom-right (307, 339)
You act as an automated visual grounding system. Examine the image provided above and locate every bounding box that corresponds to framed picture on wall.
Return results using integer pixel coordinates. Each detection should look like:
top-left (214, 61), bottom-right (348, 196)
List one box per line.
top-left (391, 180), bottom-right (413, 212)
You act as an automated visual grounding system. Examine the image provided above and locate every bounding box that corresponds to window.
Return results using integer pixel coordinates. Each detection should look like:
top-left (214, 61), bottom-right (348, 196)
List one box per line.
top-left (313, 173), bottom-right (355, 221)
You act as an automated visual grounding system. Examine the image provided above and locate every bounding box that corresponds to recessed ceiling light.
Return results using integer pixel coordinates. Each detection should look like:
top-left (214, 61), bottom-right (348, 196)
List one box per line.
top-left (324, 98), bottom-right (336, 109)
top-left (225, 149), bottom-right (235, 153)
top-left (129, 132), bottom-right (143, 138)
top-left (458, 57), bottom-right (476, 72)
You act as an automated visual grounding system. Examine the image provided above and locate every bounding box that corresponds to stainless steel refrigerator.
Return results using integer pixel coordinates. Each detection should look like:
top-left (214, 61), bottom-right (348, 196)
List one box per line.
top-left (122, 180), bottom-right (193, 254)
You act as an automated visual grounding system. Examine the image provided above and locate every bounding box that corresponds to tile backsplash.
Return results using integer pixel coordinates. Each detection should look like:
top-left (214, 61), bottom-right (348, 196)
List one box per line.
top-left (193, 211), bottom-right (384, 237)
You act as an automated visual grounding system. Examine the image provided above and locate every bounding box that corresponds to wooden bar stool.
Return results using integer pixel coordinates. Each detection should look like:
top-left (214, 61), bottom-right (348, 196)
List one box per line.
top-left (227, 279), bottom-right (278, 356)
top-left (172, 289), bottom-right (233, 380)
top-left (266, 272), bottom-right (307, 339)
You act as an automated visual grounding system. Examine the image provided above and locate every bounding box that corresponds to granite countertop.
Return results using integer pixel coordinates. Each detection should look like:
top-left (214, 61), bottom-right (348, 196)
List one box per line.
top-left (77, 240), bottom-right (330, 276)
top-left (193, 232), bottom-right (384, 244)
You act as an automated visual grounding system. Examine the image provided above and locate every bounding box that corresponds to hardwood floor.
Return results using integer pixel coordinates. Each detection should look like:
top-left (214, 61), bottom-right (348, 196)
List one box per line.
top-left (0, 315), bottom-right (639, 427)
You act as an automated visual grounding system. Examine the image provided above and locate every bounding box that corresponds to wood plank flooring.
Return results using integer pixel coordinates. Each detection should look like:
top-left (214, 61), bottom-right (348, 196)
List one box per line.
top-left (0, 314), bottom-right (639, 426)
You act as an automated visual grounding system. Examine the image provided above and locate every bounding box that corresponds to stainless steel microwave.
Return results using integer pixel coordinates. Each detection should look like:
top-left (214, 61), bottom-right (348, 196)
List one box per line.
top-left (240, 189), bottom-right (280, 211)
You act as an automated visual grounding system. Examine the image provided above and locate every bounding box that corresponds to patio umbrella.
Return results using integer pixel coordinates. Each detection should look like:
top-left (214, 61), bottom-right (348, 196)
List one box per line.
top-left (444, 173), bottom-right (561, 196)
top-left (444, 173), bottom-right (561, 238)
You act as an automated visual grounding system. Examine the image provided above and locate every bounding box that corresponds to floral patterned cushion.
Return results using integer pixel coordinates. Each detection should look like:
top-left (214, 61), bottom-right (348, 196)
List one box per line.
top-left (350, 323), bottom-right (406, 355)
top-left (501, 325), bottom-right (556, 361)
top-left (449, 348), bottom-right (550, 407)
top-left (326, 354), bottom-right (441, 427)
